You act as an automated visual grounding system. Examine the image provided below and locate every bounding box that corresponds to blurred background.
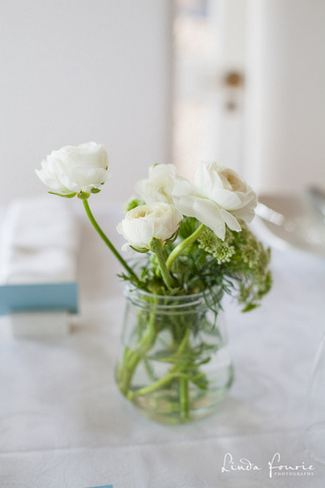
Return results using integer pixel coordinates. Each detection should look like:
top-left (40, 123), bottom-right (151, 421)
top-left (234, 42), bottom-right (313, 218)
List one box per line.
top-left (1, 0), bottom-right (325, 206)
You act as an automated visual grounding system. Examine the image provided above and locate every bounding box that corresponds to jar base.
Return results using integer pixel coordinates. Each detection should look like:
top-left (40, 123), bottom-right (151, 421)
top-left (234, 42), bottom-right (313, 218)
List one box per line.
top-left (122, 374), bottom-right (233, 424)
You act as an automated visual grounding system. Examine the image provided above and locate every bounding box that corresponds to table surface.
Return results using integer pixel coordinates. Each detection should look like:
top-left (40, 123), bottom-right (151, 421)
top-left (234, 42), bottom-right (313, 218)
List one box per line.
top-left (1, 203), bottom-right (325, 488)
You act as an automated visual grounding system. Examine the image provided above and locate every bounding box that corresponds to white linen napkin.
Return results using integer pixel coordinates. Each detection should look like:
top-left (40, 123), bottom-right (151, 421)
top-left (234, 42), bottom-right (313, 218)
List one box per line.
top-left (0, 195), bottom-right (79, 284)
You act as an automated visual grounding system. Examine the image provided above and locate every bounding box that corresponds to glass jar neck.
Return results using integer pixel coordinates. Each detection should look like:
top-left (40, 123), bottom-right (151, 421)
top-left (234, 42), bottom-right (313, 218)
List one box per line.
top-left (124, 285), bottom-right (223, 313)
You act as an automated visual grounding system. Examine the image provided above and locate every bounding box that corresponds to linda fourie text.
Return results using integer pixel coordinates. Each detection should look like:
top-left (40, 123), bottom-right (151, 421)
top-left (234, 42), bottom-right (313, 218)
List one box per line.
top-left (221, 452), bottom-right (314, 478)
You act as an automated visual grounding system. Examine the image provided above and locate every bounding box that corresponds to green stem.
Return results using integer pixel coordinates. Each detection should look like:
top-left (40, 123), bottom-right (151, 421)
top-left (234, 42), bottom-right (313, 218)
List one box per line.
top-left (83, 199), bottom-right (139, 284)
top-left (177, 327), bottom-right (191, 420)
top-left (117, 301), bottom-right (158, 395)
top-left (166, 223), bottom-right (205, 271)
top-left (176, 327), bottom-right (191, 355)
top-left (179, 376), bottom-right (189, 421)
top-left (150, 238), bottom-right (175, 291)
top-left (131, 327), bottom-right (191, 398)
top-left (128, 368), bottom-right (180, 398)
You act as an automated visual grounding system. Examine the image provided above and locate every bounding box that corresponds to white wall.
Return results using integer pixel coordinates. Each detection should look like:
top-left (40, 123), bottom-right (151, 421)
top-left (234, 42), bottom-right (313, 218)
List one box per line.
top-left (0, 1), bottom-right (172, 206)
top-left (244, 0), bottom-right (325, 195)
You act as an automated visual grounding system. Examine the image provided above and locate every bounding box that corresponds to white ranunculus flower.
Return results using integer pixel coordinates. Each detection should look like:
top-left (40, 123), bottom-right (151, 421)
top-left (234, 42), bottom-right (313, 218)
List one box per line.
top-left (135, 164), bottom-right (178, 204)
top-left (117, 202), bottom-right (183, 252)
top-left (36, 142), bottom-right (109, 197)
top-left (172, 161), bottom-right (256, 240)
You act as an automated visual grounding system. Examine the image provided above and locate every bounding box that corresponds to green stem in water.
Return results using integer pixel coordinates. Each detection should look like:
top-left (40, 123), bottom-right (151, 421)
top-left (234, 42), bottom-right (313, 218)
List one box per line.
top-left (131, 327), bottom-right (191, 397)
top-left (150, 238), bottom-right (176, 291)
top-left (166, 223), bottom-right (205, 271)
top-left (117, 298), bottom-right (158, 395)
top-left (179, 376), bottom-right (189, 421)
top-left (177, 327), bottom-right (191, 421)
top-left (128, 369), bottom-right (187, 399)
top-left (82, 199), bottom-right (139, 284)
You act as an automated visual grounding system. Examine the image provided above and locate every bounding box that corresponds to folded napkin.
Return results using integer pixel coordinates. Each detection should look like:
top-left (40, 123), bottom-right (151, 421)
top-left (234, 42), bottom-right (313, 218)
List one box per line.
top-left (0, 196), bottom-right (79, 337)
top-left (0, 196), bottom-right (79, 285)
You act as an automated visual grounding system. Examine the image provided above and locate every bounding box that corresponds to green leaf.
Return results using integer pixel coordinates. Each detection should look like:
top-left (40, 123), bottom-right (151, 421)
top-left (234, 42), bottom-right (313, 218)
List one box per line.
top-left (130, 245), bottom-right (149, 254)
top-left (48, 191), bottom-right (76, 198)
top-left (125, 198), bottom-right (146, 212)
top-left (242, 302), bottom-right (258, 313)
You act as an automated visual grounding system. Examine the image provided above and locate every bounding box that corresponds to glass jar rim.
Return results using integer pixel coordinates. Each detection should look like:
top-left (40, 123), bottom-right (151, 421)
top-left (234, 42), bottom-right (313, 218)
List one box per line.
top-left (124, 285), bottom-right (223, 311)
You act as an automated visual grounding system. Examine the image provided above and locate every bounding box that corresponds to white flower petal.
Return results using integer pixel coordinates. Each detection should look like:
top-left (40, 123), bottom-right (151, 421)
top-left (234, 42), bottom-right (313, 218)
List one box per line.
top-left (135, 164), bottom-right (178, 204)
top-left (220, 209), bottom-right (242, 232)
top-left (172, 194), bottom-right (197, 218)
top-left (192, 198), bottom-right (226, 239)
top-left (172, 175), bottom-right (198, 200)
top-left (232, 195), bottom-right (257, 222)
top-left (210, 188), bottom-right (244, 210)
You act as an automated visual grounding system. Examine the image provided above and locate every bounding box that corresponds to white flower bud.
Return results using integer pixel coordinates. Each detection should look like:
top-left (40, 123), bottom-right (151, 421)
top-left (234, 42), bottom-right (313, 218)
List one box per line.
top-left (36, 142), bottom-right (109, 197)
top-left (117, 202), bottom-right (183, 252)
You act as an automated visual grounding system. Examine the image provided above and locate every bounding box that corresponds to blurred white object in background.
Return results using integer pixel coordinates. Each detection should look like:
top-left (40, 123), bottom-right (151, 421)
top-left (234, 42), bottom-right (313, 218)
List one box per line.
top-left (0, 196), bottom-right (79, 337)
top-left (173, 0), bottom-right (325, 197)
top-left (0, 0), bottom-right (172, 206)
top-left (1, 0), bottom-right (324, 205)
top-left (244, 0), bottom-right (325, 195)
top-left (173, 0), bottom-right (247, 179)
top-left (255, 193), bottom-right (325, 256)
top-left (0, 196), bottom-right (79, 284)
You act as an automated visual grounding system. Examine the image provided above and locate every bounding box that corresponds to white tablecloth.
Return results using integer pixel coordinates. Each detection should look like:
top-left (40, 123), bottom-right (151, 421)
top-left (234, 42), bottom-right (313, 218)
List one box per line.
top-left (1, 204), bottom-right (325, 488)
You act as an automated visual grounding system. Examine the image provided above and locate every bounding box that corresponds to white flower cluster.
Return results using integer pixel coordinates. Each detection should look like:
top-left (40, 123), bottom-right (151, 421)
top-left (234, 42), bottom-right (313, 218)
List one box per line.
top-left (118, 162), bottom-right (256, 250)
top-left (36, 143), bottom-right (256, 252)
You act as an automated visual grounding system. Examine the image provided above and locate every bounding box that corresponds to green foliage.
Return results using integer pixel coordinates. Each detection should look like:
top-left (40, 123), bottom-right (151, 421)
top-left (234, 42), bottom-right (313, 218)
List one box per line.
top-left (198, 221), bottom-right (272, 311)
top-left (122, 218), bottom-right (272, 313)
top-left (178, 216), bottom-right (199, 239)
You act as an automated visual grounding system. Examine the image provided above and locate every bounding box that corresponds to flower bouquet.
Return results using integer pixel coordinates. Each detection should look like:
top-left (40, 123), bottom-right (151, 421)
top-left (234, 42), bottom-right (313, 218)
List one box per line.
top-left (36, 142), bottom-right (272, 423)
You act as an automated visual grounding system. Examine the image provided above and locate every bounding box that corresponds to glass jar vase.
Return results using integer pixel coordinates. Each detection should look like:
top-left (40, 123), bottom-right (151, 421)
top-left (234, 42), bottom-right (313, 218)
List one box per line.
top-left (115, 286), bottom-right (234, 424)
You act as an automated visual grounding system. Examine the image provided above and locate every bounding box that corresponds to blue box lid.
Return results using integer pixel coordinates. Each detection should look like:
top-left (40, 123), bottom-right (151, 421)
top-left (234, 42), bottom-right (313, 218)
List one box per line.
top-left (0, 282), bottom-right (79, 315)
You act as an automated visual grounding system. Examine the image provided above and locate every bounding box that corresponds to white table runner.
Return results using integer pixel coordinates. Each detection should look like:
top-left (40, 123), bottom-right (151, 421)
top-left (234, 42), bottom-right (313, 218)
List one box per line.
top-left (1, 205), bottom-right (325, 487)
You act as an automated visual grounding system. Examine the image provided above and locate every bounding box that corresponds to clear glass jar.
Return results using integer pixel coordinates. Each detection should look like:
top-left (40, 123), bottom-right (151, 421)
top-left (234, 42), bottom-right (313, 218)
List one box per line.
top-left (115, 286), bottom-right (234, 424)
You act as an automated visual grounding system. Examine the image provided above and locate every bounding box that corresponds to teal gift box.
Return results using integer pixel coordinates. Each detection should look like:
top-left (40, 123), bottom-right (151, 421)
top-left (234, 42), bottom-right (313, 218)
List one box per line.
top-left (0, 281), bottom-right (79, 337)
